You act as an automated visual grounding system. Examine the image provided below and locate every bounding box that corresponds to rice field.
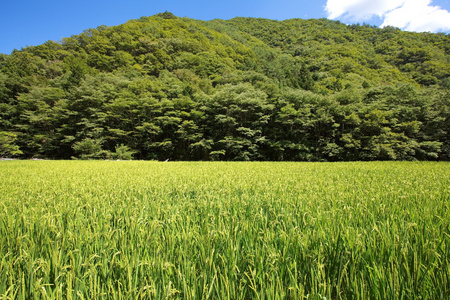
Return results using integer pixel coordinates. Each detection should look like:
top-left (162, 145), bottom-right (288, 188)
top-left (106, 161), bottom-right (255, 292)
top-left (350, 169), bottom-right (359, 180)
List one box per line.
top-left (0, 161), bottom-right (449, 299)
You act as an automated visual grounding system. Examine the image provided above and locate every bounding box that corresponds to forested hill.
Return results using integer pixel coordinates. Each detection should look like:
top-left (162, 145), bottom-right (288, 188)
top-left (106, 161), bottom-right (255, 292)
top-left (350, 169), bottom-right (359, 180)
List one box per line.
top-left (1, 12), bottom-right (449, 161)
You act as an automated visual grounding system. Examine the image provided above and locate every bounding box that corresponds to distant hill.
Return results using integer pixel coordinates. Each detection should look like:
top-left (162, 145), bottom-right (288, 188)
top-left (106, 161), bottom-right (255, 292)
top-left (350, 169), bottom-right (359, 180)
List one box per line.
top-left (0, 13), bottom-right (449, 160)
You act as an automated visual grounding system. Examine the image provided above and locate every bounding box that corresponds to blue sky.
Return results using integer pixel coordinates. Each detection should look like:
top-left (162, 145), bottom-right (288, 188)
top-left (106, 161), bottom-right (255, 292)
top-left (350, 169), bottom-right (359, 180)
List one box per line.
top-left (1, 0), bottom-right (449, 54)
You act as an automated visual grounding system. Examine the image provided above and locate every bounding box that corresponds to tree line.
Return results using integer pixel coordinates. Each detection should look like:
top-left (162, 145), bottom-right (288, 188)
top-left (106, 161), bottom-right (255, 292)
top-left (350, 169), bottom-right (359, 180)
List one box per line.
top-left (1, 12), bottom-right (449, 160)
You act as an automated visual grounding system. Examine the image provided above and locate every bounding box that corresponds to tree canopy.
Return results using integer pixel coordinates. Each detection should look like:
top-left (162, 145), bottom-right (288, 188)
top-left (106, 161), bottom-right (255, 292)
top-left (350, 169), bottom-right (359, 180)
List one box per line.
top-left (0, 14), bottom-right (449, 160)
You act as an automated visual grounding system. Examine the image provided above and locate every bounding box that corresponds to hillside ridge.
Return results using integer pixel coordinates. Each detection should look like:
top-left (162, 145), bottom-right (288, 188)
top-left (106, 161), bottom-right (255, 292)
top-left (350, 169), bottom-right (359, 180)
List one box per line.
top-left (0, 13), bottom-right (449, 160)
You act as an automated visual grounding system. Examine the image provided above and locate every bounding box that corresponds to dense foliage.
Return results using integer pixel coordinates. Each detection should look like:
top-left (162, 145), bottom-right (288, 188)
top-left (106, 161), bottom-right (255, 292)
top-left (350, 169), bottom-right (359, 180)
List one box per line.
top-left (1, 161), bottom-right (449, 298)
top-left (1, 12), bottom-right (449, 160)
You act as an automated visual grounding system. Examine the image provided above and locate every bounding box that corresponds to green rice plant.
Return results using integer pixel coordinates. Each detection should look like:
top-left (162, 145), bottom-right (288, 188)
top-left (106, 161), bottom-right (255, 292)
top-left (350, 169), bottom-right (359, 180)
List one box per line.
top-left (0, 161), bottom-right (449, 299)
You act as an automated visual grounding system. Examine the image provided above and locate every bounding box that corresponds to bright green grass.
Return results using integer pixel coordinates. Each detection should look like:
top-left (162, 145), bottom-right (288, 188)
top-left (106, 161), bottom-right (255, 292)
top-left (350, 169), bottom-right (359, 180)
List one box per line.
top-left (0, 161), bottom-right (449, 299)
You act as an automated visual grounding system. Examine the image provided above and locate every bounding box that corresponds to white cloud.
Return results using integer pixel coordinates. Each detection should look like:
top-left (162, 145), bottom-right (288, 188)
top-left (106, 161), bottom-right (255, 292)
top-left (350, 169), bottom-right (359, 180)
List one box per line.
top-left (381, 0), bottom-right (450, 32)
top-left (325, 0), bottom-right (450, 32)
top-left (325, 0), bottom-right (406, 20)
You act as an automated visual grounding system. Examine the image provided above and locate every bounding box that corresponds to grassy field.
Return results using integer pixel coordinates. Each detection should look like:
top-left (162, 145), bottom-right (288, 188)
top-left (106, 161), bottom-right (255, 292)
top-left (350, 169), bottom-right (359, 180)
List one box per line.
top-left (0, 161), bottom-right (449, 299)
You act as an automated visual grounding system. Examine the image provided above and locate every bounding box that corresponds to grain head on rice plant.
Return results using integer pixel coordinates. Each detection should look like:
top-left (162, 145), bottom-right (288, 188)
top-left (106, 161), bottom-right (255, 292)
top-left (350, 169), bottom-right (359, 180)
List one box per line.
top-left (0, 161), bottom-right (449, 299)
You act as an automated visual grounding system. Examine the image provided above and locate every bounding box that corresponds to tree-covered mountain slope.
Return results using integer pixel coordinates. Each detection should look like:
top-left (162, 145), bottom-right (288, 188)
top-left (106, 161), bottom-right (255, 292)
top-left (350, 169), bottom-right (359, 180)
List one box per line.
top-left (1, 12), bottom-right (449, 160)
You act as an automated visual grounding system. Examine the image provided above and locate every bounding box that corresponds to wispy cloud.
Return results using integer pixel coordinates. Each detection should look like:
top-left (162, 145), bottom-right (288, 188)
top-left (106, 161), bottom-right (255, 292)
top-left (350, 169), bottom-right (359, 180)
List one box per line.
top-left (325, 0), bottom-right (450, 32)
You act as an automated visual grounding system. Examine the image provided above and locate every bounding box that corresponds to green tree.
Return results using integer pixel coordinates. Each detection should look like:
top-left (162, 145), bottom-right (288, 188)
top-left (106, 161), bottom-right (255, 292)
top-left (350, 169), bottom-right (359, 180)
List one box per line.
top-left (113, 144), bottom-right (136, 160)
top-left (72, 138), bottom-right (111, 159)
top-left (0, 131), bottom-right (22, 157)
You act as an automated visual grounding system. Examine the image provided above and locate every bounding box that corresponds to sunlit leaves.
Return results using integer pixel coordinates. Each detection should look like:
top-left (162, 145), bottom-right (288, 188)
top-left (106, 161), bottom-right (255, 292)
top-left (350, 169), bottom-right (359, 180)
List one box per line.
top-left (0, 14), bottom-right (448, 161)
